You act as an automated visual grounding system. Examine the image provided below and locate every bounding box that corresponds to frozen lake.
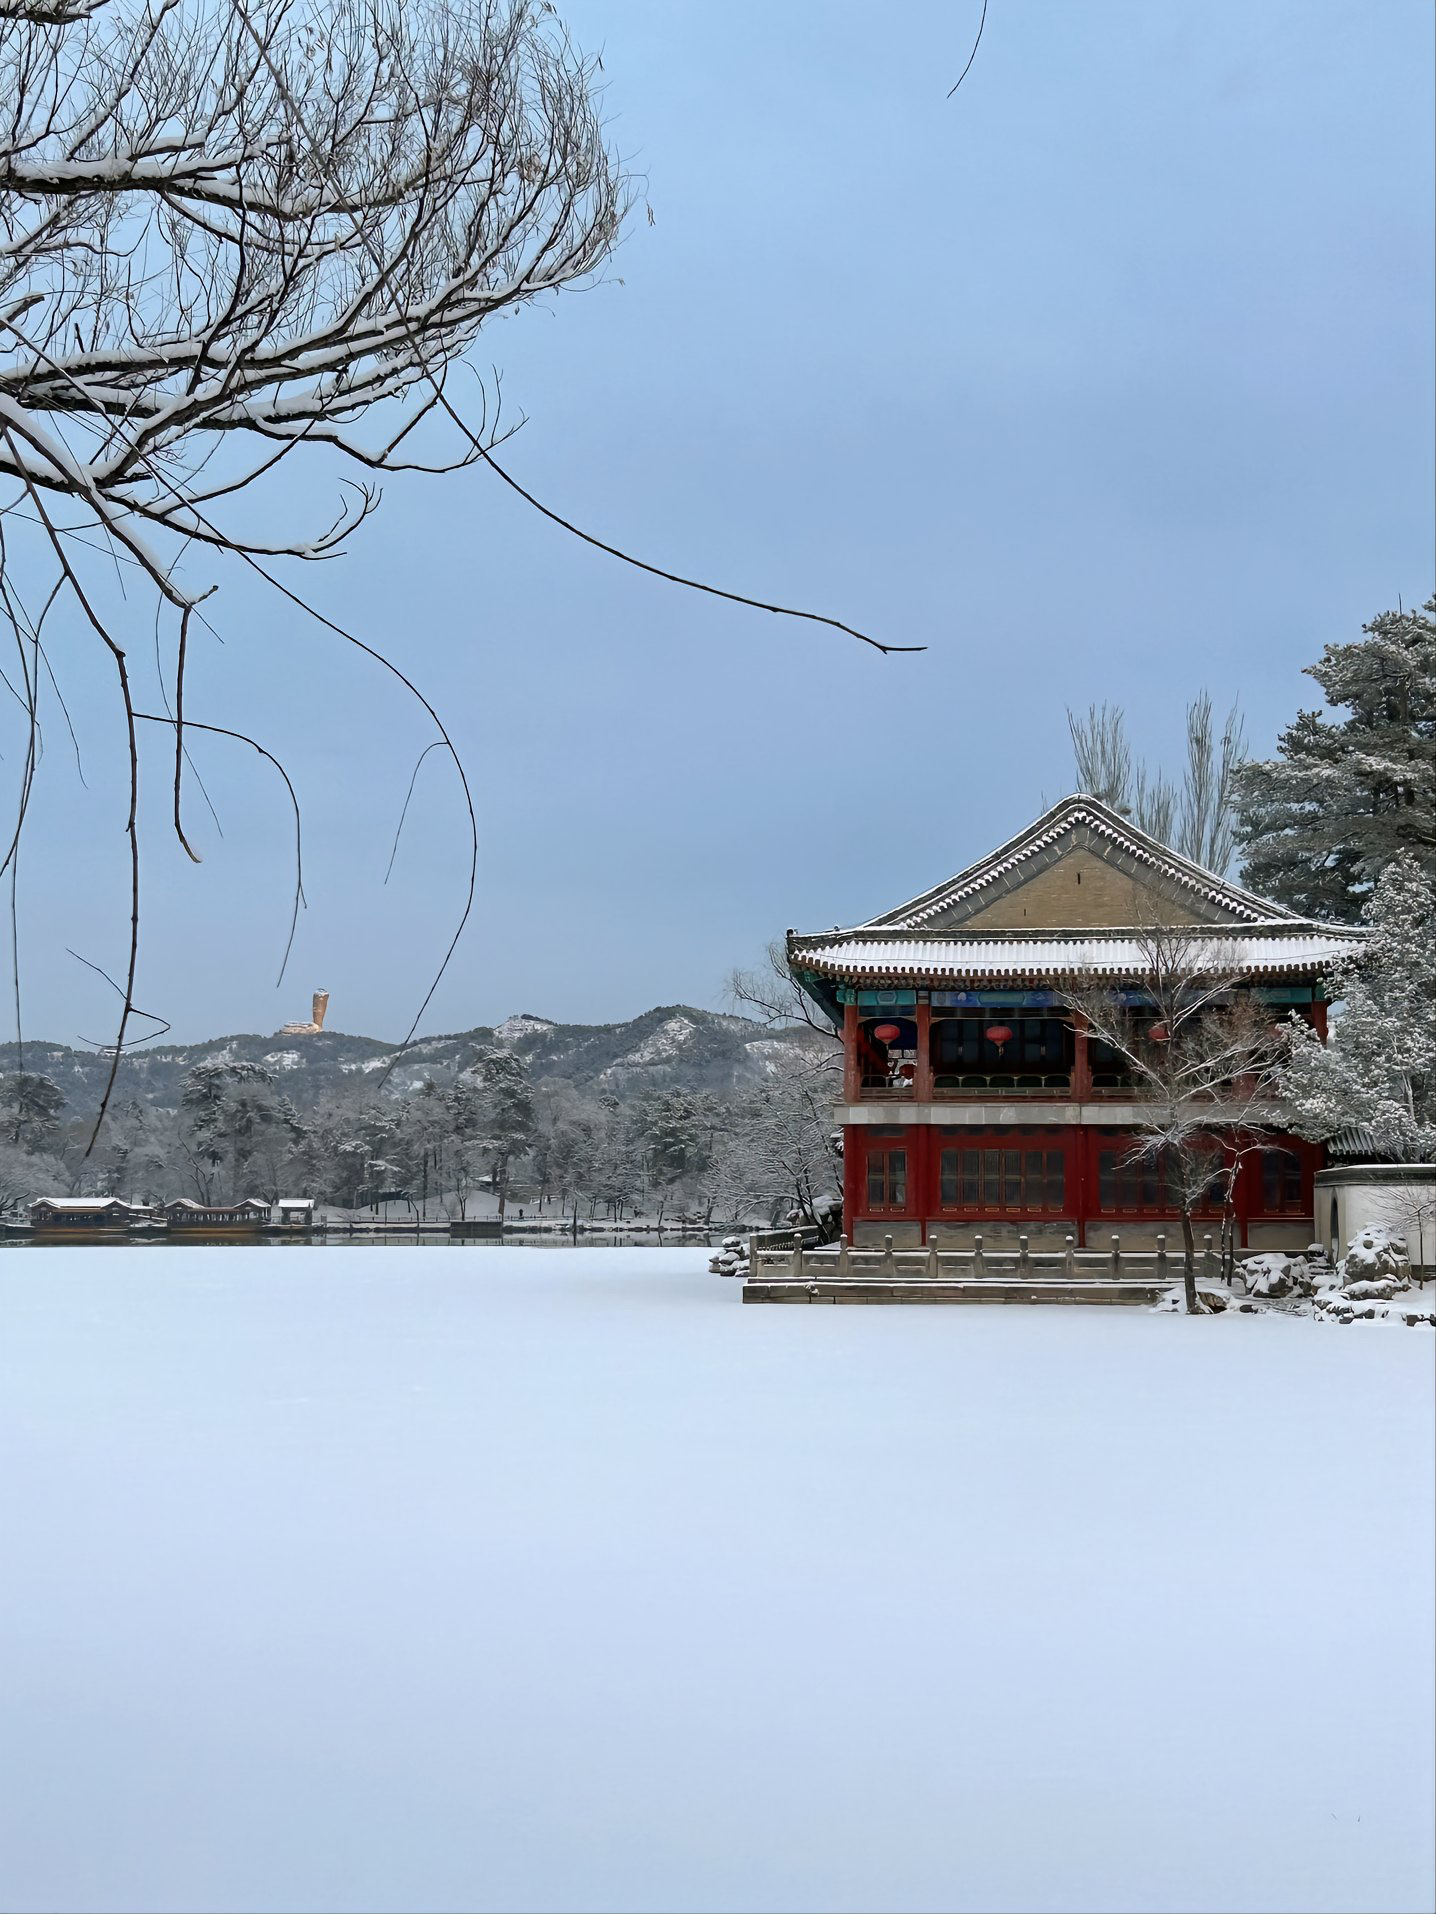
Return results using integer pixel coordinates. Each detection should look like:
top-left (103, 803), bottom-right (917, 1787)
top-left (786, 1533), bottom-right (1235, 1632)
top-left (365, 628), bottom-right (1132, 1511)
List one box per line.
top-left (1, 1248), bottom-right (1432, 1914)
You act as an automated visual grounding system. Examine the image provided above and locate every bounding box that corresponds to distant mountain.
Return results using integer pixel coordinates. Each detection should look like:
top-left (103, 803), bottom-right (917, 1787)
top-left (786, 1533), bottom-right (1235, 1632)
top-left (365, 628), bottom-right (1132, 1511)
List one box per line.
top-left (0, 1004), bottom-right (824, 1115)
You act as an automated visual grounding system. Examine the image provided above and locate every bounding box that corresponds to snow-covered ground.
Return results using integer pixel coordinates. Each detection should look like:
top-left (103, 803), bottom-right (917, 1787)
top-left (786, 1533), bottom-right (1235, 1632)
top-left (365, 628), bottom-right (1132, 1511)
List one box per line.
top-left (1, 1249), bottom-right (1432, 1914)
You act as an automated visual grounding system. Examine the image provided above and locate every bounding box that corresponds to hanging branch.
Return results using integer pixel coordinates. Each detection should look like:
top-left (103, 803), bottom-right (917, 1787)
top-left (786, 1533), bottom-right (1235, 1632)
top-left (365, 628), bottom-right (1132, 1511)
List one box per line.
top-left (384, 740), bottom-right (446, 884)
top-left (134, 710), bottom-right (306, 987)
top-left (477, 440), bottom-right (926, 657)
top-left (0, 0), bottom-right (924, 1146)
top-left (67, 947), bottom-right (172, 1048)
top-left (947, 0), bottom-right (989, 98)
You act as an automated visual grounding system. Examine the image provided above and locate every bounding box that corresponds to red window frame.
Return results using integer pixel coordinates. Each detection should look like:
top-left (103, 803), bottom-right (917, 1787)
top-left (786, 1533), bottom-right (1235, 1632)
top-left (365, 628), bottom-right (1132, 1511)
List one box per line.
top-left (935, 1141), bottom-right (1066, 1214)
top-left (1258, 1148), bottom-right (1307, 1215)
top-left (1096, 1147), bottom-right (1223, 1216)
top-left (866, 1146), bottom-right (909, 1212)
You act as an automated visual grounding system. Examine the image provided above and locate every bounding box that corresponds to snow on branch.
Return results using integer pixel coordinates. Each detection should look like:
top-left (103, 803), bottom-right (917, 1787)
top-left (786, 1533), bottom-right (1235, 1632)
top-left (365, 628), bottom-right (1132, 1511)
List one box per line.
top-left (0, 0), bottom-right (627, 565)
top-left (0, 0), bottom-right (624, 1146)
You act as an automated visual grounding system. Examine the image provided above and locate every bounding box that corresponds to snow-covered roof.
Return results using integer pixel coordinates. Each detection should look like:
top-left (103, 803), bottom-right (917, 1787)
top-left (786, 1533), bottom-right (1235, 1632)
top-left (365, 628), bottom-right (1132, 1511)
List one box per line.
top-left (790, 929), bottom-right (1362, 982)
top-left (1325, 1126), bottom-right (1397, 1163)
top-left (788, 794), bottom-right (1364, 994)
top-left (276, 1198), bottom-right (315, 1210)
top-left (166, 1197), bottom-right (269, 1211)
top-left (853, 794), bottom-right (1317, 933)
top-left (30, 1196), bottom-right (143, 1212)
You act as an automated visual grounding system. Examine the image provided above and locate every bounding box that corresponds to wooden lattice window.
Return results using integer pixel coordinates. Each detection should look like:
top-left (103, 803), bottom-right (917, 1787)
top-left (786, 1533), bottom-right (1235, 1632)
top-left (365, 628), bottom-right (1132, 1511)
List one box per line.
top-left (866, 1148), bottom-right (908, 1210)
top-left (1260, 1150), bottom-right (1305, 1214)
top-left (938, 1147), bottom-right (1065, 1212)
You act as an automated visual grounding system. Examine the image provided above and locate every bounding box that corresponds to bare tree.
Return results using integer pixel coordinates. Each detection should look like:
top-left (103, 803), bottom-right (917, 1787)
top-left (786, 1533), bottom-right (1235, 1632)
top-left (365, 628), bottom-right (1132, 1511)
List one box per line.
top-left (1, 0), bottom-right (622, 555)
top-left (1060, 923), bottom-right (1288, 1313)
top-left (1068, 694), bottom-right (1246, 870)
top-left (2, 1), bottom-right (921, 1153)
top-left (728, 938), bottom-right (840, 1048)
top-left (0, 0), bottom-right (624, 1131)
top-left (1181, 691), bottom-right (1248, 874)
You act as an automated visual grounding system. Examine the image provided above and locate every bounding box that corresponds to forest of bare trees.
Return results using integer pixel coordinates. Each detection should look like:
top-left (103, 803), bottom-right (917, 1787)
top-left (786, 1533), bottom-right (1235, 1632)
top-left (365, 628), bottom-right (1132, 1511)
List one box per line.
top-left (0, 1033), bottom-right (843, 1229)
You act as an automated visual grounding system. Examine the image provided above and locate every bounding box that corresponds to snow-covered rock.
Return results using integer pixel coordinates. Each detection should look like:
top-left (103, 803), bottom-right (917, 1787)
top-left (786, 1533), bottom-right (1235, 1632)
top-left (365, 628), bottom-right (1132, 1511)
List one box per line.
top-left (1307, 1226), bottom-right (1433, 1326)
top-left (1302, 1242), bottom-right (1337, 1284)
top-left (1241, 1252), bottom-right (1317, 1299)
top-left (1341, 1278), bottom-right (1401, 1301)
top-left (1313, 1290), bottom-right (1436, 1328)
top-left (1338, 1226), bottom-right (1410, 1288)
top-left (1153, 1284), bottom-right (1229, 1314)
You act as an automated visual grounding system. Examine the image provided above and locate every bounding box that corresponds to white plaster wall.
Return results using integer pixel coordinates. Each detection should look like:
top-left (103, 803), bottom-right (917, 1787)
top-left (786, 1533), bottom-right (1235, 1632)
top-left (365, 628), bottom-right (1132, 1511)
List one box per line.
top-left (1319, 1171), bottom-right (1436, 1271)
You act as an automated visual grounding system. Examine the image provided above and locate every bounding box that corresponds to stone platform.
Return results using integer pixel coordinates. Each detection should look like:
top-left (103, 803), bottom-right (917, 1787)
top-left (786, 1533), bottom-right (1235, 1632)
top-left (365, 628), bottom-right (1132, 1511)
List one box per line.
top-left (742, 1278), bottom-right (1170, 1305)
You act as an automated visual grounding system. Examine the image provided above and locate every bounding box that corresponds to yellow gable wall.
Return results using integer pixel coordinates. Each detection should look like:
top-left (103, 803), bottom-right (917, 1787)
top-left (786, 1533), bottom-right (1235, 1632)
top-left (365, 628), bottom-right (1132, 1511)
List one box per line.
top-left (955, 847), bottom-right (1215, 930)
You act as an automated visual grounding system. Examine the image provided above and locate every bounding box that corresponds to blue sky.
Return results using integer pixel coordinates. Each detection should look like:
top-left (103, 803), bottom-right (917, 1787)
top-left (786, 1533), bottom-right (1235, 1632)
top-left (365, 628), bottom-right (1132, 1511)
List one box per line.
top-left (16, 0), bottom-right (1435, 1046)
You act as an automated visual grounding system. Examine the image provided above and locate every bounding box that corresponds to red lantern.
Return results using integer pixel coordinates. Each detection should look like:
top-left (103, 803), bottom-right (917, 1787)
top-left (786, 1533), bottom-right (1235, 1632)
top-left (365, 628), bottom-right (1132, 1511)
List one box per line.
top-left (984, 1023), bottom-right (1014, 1055)
top-left (1149, 1022), bottom-right (1169, 1042)
top-left (899, 1062), bottom-right (916, 1079)
top-left (871, 1022), bottom-right (902, 1043)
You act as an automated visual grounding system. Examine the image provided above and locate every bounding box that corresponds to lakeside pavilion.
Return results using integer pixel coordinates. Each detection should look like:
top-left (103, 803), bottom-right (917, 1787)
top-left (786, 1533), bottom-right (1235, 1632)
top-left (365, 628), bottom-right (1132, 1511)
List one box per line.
top-left (787, 795), bottom-right (1363, 1254)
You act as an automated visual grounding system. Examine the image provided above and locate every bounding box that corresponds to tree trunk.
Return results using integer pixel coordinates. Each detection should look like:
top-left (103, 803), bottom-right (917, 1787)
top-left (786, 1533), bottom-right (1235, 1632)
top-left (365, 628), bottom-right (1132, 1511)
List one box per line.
top-left (1181, 1209), bottom-right (1200, 1315)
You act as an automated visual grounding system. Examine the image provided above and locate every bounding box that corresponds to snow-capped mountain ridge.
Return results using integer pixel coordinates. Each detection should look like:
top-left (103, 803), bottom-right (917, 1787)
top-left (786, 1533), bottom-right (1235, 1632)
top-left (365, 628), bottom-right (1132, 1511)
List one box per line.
top-left (1, 1003), bottom-right (828, 1115)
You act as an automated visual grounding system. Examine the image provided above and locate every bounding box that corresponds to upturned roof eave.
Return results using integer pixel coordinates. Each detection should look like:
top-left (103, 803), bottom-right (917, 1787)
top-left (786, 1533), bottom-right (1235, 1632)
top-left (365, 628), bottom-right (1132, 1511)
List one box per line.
top-left (787, 933), bottom-right (1362, 985)
top-left (791, 961), bottom-right (1346, 983)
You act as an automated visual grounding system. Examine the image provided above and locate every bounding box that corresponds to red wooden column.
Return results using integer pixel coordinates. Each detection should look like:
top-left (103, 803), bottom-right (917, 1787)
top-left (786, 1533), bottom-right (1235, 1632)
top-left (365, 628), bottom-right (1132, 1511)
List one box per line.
top-left (914, 998), bottom-right (933, 1103)
top-left (842, 1125), bottom-right (865, 1234)
top-left (1067, 1122), bottom-right (1088, 1247)
top-left (1070, 1013), bottom-right (1092, 1100)
top-left (1312, 999), bottom-right (1329, 1043)
top-left (1234, 1144), bottom-right (1254, 1247)
top-left (842, 1001), bottom-right (860, 1103)
top-left (922, 1117), bottom-right (934, 1240)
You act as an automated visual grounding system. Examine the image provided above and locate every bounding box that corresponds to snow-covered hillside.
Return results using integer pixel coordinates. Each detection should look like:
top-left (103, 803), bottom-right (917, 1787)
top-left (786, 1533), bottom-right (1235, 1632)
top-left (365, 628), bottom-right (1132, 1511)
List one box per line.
top-left (0, 1003), bottom-right (819, 1115)
top-left (1, 1248), bottom-right (1431, 1914)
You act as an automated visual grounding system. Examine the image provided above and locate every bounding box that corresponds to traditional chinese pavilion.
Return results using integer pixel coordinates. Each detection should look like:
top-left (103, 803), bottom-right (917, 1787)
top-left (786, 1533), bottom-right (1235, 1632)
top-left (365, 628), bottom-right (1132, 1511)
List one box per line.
top-left (787, 795), bottom-right (1363, 1254)
top-left (164, 1197), bottom-right (272, 1234)
top-left (27, 1197), bottom-right (154, 1235)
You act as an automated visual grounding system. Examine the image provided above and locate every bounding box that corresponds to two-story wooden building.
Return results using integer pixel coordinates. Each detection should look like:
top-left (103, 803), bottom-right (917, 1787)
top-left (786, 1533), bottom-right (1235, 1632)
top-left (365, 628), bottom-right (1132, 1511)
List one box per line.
top-left (787, 795), bottom-right (1362, 1254)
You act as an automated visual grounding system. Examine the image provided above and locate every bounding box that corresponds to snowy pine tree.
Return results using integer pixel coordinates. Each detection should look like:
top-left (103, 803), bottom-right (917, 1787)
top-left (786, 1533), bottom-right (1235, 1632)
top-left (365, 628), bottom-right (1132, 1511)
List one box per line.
top-left (1234, 598), bottom-right (1436, 920)
top-left (1281, 855), bottom-right (1436, 1163)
